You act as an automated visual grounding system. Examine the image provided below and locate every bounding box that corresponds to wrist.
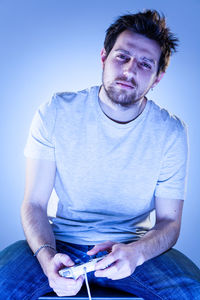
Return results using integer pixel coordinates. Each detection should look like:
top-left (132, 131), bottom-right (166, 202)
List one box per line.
top-left (34, 244), bottom-right (56, 257)
top-left (129, 240), bottom-right (145, 267)
top-left (36, 246), bottom-right (57, 276)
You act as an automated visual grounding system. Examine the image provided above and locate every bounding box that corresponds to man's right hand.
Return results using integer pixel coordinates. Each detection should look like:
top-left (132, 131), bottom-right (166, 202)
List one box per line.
top-left (45, 253), bottom-right (84, 296)
top-left (21, 158), bottom-right (84, 296)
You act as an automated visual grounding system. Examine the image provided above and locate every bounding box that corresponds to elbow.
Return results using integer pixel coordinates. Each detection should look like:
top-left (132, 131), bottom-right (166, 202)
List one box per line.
top-left (156, 218), bottom-right (182, 249)
top-left (169, 220), bottom-right (182, 248)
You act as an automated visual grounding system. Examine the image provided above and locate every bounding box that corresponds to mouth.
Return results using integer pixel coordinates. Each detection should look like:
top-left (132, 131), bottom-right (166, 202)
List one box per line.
top-left (116, 81), bottom-right (135, 89)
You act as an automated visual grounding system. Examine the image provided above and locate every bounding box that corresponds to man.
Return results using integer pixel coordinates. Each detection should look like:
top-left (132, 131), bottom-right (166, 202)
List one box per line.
top-left (0, 9), bottom-right (200, 300)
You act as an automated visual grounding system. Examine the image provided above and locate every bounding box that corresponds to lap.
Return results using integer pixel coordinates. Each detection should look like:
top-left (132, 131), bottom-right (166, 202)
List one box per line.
top-left (1, 241), bottom-right (200, 300)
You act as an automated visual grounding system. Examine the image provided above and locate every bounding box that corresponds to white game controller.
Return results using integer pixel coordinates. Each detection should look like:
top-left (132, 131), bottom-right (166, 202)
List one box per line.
top-left (59, 255), bottom-right (107, 280)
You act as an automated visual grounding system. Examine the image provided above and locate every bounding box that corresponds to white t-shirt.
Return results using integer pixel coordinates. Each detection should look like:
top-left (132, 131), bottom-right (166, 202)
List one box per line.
top-left (24, 86), bottom-right (188, 245)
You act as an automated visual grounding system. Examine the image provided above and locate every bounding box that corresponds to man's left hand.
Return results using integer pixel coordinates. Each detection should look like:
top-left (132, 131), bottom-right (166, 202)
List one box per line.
top-left (89, 242), bottom-right (144, 280)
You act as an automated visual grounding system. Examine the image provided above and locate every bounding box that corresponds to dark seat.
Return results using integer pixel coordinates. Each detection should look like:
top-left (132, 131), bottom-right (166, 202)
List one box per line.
top-left (38, 284), bottom-right (144, 299)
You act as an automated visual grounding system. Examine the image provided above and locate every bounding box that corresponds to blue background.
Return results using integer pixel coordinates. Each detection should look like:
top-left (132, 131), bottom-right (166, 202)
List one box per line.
top-left (0, 0), bottom-right (199, 268)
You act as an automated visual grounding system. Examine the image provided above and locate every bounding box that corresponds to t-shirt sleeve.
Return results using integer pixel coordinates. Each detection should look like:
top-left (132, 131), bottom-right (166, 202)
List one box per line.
top-left (155, 120), bottom-right (189, 200)
top-left (24, 95), bottom-right (57, 161)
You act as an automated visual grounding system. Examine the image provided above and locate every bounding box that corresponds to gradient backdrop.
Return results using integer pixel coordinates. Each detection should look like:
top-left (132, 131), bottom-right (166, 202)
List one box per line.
top-left (0, 0), bottom-right (199, 268)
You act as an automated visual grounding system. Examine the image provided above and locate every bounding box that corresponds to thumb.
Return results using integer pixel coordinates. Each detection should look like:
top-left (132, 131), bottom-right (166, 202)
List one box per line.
top-left (87, 245), bottom-right (99, 255)
top-left (87, 241), bottom-right (114, 255)
top-left (53, 253), bottom-right (75, 268)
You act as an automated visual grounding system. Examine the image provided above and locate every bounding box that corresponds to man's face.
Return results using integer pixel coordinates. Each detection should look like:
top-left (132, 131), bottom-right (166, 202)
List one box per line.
top-left (101, 30), bottom-right (163, 107)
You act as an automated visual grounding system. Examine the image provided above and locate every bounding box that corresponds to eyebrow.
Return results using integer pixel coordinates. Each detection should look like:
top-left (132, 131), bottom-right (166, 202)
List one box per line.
top-left (114, 49), bottom-right (156, 65)
top-left (115, 49), bottom-right (130, 55)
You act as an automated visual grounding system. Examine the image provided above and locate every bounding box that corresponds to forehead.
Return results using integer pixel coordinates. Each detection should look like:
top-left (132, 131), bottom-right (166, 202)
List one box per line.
top-left (112, 30), bottom-right (161, 61)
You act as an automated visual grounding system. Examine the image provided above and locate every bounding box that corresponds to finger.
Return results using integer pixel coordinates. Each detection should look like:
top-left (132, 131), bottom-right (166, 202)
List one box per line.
top-left (50, 275), bottom-right (77, 289)
top-left (69, 275), bottom-right (84, 293)
top-left (96, 259), bottom-right (133, 280)
top-left (76, 275), bottom-right (85, 286)
top-left (95, 260), bottom-right (124, 279)
top-left (87, 245), bottom-right (99, 255)
top-left (50, 276), bottom-right (84, 294)
top-left (54, 275), bottom-right (84, 296)
top-left (95, 262), bottom-right (118, 278)
top-left (57, 274), bottom-right (84, 288)
top-left (106, 261), bottom-right (130, 280)
top-left (95, 252), bottom-right (116, 270)
top-left (87, 241), bottom-right (114, 255)
top-left (49, 278), bottom-right (77, 296)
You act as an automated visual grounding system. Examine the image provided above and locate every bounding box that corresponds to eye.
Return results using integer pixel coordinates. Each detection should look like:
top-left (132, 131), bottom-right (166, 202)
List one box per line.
top-left (140, 61), bottom-right (152, 70)
top-left (116, 54), bottom-right (130, 62)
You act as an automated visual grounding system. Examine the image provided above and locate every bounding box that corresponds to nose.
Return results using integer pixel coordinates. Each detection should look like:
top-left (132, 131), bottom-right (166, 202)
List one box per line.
top-left (123, 57), bottom-right (137, 79)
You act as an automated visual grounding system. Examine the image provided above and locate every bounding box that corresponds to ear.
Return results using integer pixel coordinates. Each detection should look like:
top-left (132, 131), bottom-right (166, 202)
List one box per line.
top-left (151, 71), bottom-right (165, 89)
top-left (100, 48), bottom-right (107, 67)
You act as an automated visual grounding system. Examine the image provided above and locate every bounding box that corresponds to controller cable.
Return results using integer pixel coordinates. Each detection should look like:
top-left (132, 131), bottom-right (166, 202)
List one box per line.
top-left (83, 267), bottom-right (92, 300)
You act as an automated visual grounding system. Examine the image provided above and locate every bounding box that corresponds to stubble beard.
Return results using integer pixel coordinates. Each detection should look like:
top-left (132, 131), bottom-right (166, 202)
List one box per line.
top-left (102, 75), bottom-right (141, 108)
top-left (104, 83), bottom-right (138, 107)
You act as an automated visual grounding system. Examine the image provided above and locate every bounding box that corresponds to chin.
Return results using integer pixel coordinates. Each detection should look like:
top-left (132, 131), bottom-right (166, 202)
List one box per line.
top-left (108, 88), bottom-right (138, 106)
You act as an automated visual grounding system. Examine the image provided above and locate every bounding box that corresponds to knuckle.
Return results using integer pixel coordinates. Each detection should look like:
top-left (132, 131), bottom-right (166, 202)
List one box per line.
top-left (112, 243), bottom-right (122, 254)
top-left (49, 281), bottom-right (56, 289)
top-left (54, 252), bottom-right (66, 260)
top-left (53, 253), bottom-right (61, 262)
top-left (112, 243), bottom-right (120, 251)
top-left (48, 278), bottom-right (54, 288)
top-left (49, 283), bottom-right (55, 289)
top-left (55, 291), bottom-right (62, 297)
top-left (57, 291), bottom-right (67, 297)
top-left (48, 275), bottom-right (59, 289)
top-left (109, 252), bottom-right (116, 261)
top-left (49, 282), bottom-right (53, 288)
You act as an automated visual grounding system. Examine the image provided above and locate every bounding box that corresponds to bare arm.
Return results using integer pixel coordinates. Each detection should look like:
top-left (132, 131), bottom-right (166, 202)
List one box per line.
top-left (21, 158), bottom-right (57, 271)
top-left (89, 197), bottom-right (183, 280)
top-left (133, 197), bottom-right (183, 264)
top-left (21, 158), bottom-right (84, 296)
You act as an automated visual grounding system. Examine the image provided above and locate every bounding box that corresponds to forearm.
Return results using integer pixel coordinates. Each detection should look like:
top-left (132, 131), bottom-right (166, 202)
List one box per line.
top-left (132, 219), bottom-right (180, 266)
top-left (92, 200), bottom-right (183, 280)
top-left (21, 201), bottom-right (84, 295)
top-left (21, 202), bottom-right (57, 274)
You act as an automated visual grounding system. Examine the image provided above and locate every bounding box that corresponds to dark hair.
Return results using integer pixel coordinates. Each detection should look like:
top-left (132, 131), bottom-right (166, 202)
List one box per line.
top-left (104, 10), bottom-right (179, 74)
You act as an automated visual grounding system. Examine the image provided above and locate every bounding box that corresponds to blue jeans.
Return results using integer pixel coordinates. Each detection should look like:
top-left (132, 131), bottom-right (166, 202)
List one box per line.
top-left (0, 240), bottom-right (200, 300)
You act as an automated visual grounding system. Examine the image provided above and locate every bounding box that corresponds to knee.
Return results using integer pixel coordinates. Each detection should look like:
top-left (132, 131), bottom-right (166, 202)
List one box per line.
top-left (0, 240), bottom-right (30, 266)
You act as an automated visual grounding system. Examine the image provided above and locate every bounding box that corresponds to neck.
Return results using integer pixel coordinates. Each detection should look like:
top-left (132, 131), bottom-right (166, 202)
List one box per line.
top-left (98, 85), bottom-right (147, 124)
